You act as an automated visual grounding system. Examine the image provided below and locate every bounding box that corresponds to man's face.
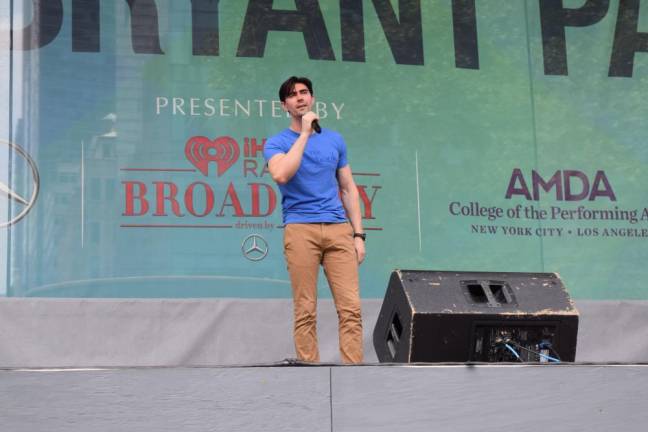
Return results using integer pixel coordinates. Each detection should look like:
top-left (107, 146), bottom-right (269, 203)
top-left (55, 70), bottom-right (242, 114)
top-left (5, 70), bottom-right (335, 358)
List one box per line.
top-left (281, 83), bottom-right (314, 118)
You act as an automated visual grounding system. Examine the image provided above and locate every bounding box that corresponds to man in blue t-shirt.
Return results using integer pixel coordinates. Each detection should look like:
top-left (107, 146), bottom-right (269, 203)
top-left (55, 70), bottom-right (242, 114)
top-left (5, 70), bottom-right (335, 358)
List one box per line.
top-left (264, 76), bottom-right (366, 364)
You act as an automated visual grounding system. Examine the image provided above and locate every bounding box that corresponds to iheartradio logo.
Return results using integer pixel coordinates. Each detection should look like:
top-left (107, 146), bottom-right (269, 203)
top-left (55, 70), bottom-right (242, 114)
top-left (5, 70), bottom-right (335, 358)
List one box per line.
top-left (185, 135), bottom-right (240, 176)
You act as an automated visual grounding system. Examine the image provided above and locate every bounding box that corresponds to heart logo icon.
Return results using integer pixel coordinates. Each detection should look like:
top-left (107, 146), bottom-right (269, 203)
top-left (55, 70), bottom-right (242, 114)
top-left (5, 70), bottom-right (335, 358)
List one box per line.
top-left (185, 136), bottom-right (240, 177)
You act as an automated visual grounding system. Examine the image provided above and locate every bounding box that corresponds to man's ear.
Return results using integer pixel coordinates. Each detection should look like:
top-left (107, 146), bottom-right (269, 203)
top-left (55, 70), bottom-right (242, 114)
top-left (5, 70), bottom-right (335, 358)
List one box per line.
top-left (281, 101), bottom-right (287, 112)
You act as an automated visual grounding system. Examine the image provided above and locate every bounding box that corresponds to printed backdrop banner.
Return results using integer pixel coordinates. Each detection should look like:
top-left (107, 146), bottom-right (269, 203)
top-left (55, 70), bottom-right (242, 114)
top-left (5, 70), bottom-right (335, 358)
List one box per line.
top-left (1, 0), bottom-right (647, 299)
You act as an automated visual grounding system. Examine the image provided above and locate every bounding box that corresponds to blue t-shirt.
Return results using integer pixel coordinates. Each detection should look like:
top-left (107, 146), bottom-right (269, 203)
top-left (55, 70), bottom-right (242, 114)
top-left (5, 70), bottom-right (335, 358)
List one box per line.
top-left (263, 128), bottom-right (349, 224)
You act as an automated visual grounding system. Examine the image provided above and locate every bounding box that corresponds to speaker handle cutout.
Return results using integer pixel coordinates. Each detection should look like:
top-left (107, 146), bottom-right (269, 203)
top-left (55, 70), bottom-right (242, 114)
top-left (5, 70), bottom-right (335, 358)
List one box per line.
top-left (462, 280), bottom-right (517, 307)
top-left (386, 311), bottom-right (403, 360)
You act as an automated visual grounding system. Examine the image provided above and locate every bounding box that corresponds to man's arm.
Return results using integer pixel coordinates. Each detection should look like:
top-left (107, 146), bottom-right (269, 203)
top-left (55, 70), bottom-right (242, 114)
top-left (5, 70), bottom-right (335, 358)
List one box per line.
top-left (337, 165), bottom-right (366, 264)
top-left (267, 112), bottom-right (317, 184)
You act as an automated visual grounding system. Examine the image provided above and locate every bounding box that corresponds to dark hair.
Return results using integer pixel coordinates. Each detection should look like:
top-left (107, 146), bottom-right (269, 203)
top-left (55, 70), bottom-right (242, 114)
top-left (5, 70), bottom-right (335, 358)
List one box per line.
top-left (278, 76), bottom-right (314, 102)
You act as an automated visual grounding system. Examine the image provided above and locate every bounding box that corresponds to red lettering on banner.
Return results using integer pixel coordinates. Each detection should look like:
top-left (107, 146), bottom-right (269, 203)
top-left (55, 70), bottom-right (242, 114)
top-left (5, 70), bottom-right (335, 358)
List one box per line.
top-left (122, 181), bottom-right (149, 216)
top-left (244, 160), bottom-right (259, 177)
top-left (123, 181), bottom-right (283, 218)
top-left (123, 137), bottom-right (383, 228)
top-left (154, 182), bottom-right (184, 216)
top-left (218, 182), bottom-right (245, 216)
top-left (357, 185), bottom-right (381, 219)
top-left (244, 137), bottom-right (266, 158)
top-left (185, 181), bottom-right (215, 217)
top-left (249, 183), bottom-right (277, 216)
top-left (243, 159), bottom-right (271, 178)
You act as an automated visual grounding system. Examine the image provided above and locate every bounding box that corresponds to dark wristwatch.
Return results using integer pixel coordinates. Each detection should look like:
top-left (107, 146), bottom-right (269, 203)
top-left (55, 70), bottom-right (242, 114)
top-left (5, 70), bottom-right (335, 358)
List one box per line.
top-left (353, 232), bottom-right (367, 241)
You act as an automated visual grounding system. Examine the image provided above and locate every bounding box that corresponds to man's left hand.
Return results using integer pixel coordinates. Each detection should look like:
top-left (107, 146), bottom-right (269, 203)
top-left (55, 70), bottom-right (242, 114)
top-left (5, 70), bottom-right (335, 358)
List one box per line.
top-left (354, 237), bottom-right (366, 264)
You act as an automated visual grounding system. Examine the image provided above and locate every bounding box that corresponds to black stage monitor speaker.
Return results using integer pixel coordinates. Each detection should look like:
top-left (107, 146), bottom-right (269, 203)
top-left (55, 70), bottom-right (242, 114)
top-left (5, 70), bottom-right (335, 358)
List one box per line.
top-left (373, 270), bottom-right (579, 363)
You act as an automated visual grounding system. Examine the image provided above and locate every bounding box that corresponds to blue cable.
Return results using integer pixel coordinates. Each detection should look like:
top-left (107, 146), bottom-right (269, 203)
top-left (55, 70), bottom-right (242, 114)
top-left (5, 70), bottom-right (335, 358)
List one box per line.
top-left (504, 343), bottom-right (522, 361)
top-left (537, 351), bottom-right (561, 363)
top-left (511, 341), bottom-right (561, 363)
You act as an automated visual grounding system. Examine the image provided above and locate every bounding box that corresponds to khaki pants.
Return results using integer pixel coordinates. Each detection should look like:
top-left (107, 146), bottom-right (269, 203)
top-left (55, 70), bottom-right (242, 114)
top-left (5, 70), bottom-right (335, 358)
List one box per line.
top-left (283, 223), bottom-right (363, 364)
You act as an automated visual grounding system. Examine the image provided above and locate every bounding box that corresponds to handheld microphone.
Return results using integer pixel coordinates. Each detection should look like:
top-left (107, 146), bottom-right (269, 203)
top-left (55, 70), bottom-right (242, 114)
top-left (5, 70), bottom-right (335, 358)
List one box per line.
top-left (312, 119), bottom-right (322, 134)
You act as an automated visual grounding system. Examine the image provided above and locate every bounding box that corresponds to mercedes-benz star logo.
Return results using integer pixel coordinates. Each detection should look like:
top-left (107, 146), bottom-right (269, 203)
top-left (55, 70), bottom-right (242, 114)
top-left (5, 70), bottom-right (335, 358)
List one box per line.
top-left (1, 140), bottom-right (40, 228)
top-left (241, 234), bottom-right (269, 261)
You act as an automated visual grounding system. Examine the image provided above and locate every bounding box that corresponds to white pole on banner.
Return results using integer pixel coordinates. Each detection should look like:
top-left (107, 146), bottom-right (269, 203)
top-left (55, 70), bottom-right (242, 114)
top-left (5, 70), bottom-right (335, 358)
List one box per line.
top-left (415, 150), bottom-right (421, 252)
top-left (81, 140), bottom-right (84, 248)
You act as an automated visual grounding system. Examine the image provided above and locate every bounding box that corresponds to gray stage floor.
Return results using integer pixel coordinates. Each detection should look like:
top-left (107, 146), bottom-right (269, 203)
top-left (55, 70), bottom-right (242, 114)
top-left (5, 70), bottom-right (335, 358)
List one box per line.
top-left (2, 364), bottom-right (648, 432)
top-left (2, 298), bottom-right (647, 431)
